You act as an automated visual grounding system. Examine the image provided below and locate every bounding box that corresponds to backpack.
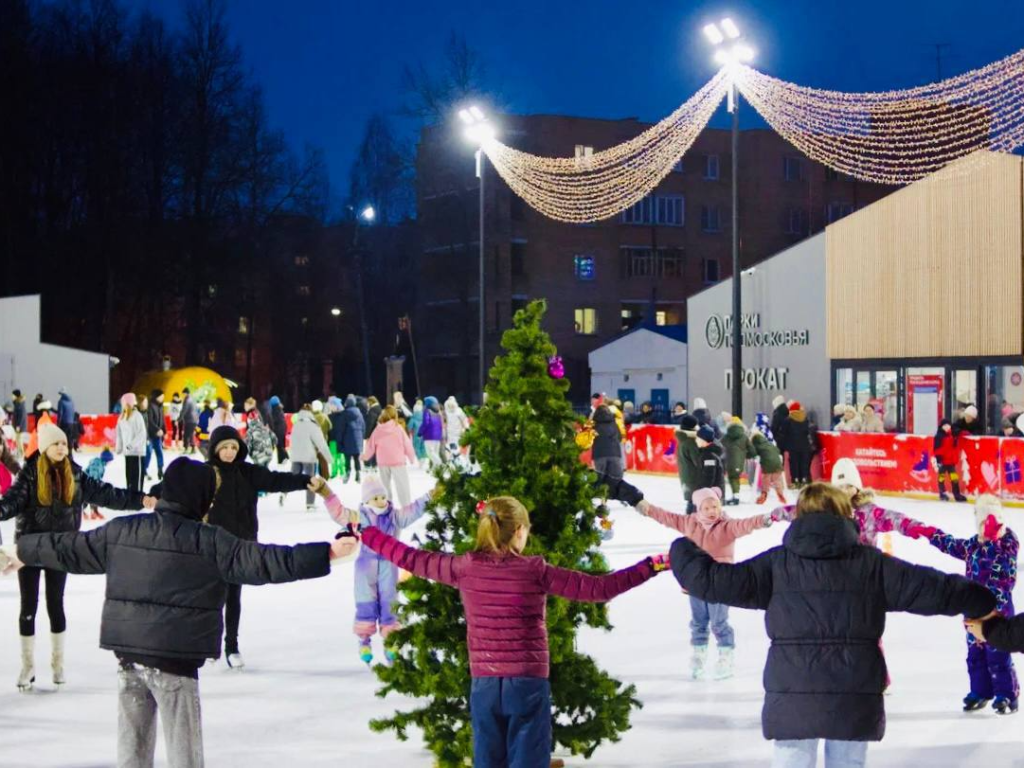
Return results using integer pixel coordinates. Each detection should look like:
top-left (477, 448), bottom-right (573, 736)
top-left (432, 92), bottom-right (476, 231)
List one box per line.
top-left (245, 416), bottom-right (277, 465)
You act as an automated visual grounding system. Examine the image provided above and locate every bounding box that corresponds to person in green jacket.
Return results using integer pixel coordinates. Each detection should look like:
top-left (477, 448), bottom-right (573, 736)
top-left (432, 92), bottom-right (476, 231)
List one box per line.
top-left (675, 414), bottom-right (701, 513)
top-left (750, 429), bottom-right (786, 505)
top-left (721, 418), bottom-right (750, 506)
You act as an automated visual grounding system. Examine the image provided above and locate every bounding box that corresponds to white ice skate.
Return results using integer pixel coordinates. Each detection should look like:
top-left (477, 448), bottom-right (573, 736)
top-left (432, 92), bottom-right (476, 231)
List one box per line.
top-left (713, 647), bottom-right (734, 680)
top-left (17, 636), bottom-right (34, 692)
top-left (691, 645), bottom-right (708, 681)
top-left (52, 632), bottom-right (65, 686)
top-left (226, 652), bottom-right (245, 670)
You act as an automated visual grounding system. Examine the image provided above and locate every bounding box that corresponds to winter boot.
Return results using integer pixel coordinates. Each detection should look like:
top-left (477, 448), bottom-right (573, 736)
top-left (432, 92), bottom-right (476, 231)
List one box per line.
top-left (690, 645), bottom-right (708, 681)
top-left (963, 692), bottom-right (991, 712)
top-left (952, 481), bottom-right (967, 503)
top-left (993, 696), bottom-right (1019, 715)
top-left (17, 636), bottom-right (34, 691)
top-left (51, 632), bottom-right (65, 686)
top-left (358, 640), bottom-right (373, 666)
top-left (713, 647), bottom-right (734, 680)
top-left (755, 491), bottom-right (768, 505)
top-left (226, 651), bottom-right (245, 670)
top-left (938, 479), bottom-right (949, 501)
top-left (726, 497), bottom-right (740, 507)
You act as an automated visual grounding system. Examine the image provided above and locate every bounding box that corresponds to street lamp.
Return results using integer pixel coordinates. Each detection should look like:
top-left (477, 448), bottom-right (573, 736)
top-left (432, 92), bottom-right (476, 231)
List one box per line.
top-left (349, 203), bottom-right (377, 395)
top-left (458, 105), bottom-right (495, 406)
top-left (703, 17), bottom-right (754, 420)
top-left (330, 307), bottom-right (341, 317)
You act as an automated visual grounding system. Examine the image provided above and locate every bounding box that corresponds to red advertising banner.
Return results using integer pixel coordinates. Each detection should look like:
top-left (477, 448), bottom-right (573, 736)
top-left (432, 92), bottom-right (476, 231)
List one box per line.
top-left (625, 424), bottom-right (679, 474)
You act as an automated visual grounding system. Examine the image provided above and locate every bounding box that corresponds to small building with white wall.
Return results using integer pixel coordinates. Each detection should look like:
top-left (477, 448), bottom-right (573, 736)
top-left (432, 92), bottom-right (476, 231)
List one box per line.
top-left (588, 324), bottom-right (688, 417)
top-left (0, 295), bottom-right (112, 414)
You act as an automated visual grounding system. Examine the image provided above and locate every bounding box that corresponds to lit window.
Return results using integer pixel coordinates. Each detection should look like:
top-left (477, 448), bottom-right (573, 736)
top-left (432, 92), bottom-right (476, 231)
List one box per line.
top-left (574, 308), bottom-right (597, 335)
top-left (574, 254), bottom-right (595, 281)
top-left (574, 145), bottom-right (594, 159)
top-left (297, 285), bottom-right (311, 296)
top-left (656, 311), bottom-right (667, 326)
top-left (238, 316), bottom-right (249, 334)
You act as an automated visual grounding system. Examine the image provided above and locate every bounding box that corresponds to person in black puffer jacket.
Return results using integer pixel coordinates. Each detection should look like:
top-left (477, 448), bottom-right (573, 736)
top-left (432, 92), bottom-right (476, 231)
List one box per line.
top-left (670, 482), bottom-right (996, 766)
top-left (6, 456), bottom-right (354, 767)
top-left (0, 423), bottom-right (151, 690)
top-left (694, 424), bottom-right (725, 498)
top-left (591, 405), bottom-right (624, 483)
top-left (770, 396), bottom-right (791, 455)
top-left (203, 425), bottom-right (322, 668)
top-left (786, 402), bottom-right (812, 488)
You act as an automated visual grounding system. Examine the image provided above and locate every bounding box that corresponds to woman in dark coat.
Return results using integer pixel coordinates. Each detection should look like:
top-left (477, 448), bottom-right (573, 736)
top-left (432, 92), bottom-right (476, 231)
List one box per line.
top-left (0, 423), bottom-right (151, 690)
top-left (336, 395), bottom-right (366, 483)
top-left (203, 425), bottom-right (320, 668)
top-left (269, 395), bottom-right (288, 464)
top-left (670, 482), bottom-right (995, 766)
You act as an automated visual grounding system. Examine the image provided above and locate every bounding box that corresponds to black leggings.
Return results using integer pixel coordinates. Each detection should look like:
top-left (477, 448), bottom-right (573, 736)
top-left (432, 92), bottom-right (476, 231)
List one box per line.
top-left (19, 567), bottom-right (68, 636)
top-left (789, 450), bottom-right (811, 484)
top-left (225, 583), bottom-right (242, 654)
top-left (343, 453), bottom-right (361, 476)
top-left (125, 455), bottom-right (144, 493)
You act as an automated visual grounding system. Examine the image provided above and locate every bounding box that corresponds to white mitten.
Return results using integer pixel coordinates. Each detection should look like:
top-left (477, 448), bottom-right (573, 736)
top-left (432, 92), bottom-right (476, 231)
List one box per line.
top-left (0, 544), bottom-right (21, 575)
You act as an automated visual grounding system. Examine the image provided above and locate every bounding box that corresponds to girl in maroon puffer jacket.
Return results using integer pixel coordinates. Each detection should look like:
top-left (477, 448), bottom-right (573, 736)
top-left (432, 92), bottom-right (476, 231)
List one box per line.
top-left (357, 495), bottom-right (668, 768)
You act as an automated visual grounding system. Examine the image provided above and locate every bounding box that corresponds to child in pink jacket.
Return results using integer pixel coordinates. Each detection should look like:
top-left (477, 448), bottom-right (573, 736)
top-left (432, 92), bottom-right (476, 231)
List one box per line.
top-left (634, 486), bottom-right (771, 680)
top-left (361, 406), bottom-right (417, 508)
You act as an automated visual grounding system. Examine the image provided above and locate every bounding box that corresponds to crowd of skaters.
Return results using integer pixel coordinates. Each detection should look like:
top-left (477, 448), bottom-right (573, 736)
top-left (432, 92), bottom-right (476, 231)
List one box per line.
top-left (2, 383), bottom-right (1024, 767)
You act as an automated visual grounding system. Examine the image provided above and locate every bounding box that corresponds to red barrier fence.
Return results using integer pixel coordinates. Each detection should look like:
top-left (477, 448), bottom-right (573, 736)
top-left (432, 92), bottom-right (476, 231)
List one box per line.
top-left (584, 423), bottom-right (1024, 502)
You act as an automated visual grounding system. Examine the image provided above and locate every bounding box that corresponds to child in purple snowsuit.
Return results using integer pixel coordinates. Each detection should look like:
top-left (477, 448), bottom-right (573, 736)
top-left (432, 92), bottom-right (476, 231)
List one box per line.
top-left (418, 396), bottom-right (444, 468)
top-left (926, 494), bottom-right (1019, 715)
top-left (322, 476), bottom-right (431, 665)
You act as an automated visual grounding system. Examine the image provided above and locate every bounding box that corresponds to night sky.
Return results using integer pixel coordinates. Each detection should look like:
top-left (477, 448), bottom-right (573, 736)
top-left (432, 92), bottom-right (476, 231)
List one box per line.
top-left (131, 0), bottom-right (1024, 207)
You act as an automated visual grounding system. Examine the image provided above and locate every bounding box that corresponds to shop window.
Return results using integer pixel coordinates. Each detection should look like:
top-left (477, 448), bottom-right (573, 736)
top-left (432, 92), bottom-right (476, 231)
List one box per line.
top-left (835, 368), bottom-right (854, 407)
top-left (574, 254), bottom-right (595, 281)
top-left (985, 365), bottom-right (1024, 435)
top-left (704, 154), bottom-right (720, 180)
top-left (574, 308), bottom-right (597, 335)
top-left (954, 369), bottom-right (979, 421)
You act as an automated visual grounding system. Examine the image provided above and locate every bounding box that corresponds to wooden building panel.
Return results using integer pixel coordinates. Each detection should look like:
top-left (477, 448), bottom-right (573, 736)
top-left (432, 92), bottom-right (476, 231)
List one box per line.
top-left (827, 153), bottom-right (1023, 359)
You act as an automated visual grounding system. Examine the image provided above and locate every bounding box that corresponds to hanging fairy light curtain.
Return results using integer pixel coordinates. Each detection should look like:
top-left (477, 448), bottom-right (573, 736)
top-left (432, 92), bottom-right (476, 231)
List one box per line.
top-left (482, 71), bottom-right (729, 223)
top-left (735, 49), bottom-right (1024, 185)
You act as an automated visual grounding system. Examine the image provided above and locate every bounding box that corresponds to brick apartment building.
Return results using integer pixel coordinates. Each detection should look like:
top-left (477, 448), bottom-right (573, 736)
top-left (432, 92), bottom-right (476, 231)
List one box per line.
top-left (414, 113), bottom-right (896, 405)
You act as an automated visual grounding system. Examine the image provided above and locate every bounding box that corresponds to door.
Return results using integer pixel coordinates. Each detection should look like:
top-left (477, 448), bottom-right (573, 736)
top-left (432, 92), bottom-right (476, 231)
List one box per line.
top-left (650, 389), bottom-right (669, 422)
top-left (618, 389), bottom-right (635, 407)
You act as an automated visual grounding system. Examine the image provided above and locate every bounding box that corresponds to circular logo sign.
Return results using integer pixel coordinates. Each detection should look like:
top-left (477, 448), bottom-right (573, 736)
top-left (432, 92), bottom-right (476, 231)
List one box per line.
top-left (1013, 372), bottom-right (1022, 387)
top-left (705, 315), bottom-right (725, 349)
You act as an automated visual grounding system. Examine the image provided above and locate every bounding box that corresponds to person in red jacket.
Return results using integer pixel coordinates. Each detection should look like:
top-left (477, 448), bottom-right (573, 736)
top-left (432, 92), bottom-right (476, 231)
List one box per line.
top-left (355, 495), bottom-right (668, 768)
top-left (934, 419), bottom-right (967, 502)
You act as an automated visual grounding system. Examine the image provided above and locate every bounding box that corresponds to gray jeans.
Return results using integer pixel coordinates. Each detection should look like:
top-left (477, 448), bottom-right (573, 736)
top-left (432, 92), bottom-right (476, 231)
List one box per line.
top-left (118, 664), bottom-right (204, 768)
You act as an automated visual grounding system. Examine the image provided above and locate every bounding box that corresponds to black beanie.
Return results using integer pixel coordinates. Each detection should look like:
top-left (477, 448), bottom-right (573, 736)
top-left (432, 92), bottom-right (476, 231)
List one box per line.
top-left (158, 457), bottom-right (217, 520)
top-left (680, 414), bottom-right (699, 431)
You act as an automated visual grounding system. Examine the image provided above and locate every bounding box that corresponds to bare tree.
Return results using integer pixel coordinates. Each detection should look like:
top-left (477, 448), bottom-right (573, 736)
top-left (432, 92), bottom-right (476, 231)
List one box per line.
top-left (400, 31), bottom-right (493, 123)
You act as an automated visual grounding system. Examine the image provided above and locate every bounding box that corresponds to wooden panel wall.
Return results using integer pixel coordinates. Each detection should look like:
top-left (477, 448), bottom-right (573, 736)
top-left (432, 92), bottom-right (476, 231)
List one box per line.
top-left (827, 152), bottom-right (1023, 359)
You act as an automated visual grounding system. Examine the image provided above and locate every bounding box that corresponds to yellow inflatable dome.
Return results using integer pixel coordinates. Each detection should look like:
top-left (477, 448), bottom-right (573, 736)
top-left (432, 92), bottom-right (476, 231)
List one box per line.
top-left (130, 366), bottom-right (236, 407)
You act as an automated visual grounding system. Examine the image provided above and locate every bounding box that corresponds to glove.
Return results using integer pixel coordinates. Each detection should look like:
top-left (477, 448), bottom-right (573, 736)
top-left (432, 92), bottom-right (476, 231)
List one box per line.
top-left (614, 479), bottom-right (645, 507)
top-left (982, 515), bottom-right (1004, 541)
top-left (647, 553), bottom-right (670, 572)
top-left (906, 523), bottom-right (937, 540)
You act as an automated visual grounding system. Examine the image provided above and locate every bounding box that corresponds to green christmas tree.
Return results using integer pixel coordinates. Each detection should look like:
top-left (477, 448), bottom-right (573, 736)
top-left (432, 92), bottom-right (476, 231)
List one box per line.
top-left (369, 300), bottom-right (639, 765)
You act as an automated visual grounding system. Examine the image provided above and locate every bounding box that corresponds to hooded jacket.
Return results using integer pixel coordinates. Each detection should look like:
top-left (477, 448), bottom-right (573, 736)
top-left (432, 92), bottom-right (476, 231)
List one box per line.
top-left (721, 423), bottom-right (750, 475)
top-left (591, 406), bottom-right (623, 460)
top-left (206, 426), bottom-right (311, 540)
top-left (419, 398), bottom-right (444, 442)
top-left (335, 397), bottom-right (365, 455)
top-left (786, 409), bottom-right (811, 455)
top-left (933, 420), bottom-right (961, 466)
top-left (361, 420), bottom-right (416, 467)
top-left (288, 410), bottom-right (332, 467)
top-left (771, 403), bottom-right (791, 452)
top-left (671, 513), bottom-right (996, 741)
top-left (750, 432), bottom-right (783, 474)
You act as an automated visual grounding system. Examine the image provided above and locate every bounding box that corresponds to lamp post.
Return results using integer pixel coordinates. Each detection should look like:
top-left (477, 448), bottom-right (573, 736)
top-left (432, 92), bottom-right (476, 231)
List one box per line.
top-left (351, 204), bottom-right (376, 395)
top-left (458, 106), bottom-right (496, 406)
top-left (703, 18), bottom-right (754, 419)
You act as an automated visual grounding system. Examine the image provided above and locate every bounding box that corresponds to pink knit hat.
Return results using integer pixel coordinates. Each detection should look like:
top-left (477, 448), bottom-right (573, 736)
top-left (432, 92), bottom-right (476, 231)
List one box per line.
top-left (361, 476), bottom-right (388, 505)
top-left (121, 392), bottom-right (138, 409)
top-left (691, 487), bottom-right (723, 510)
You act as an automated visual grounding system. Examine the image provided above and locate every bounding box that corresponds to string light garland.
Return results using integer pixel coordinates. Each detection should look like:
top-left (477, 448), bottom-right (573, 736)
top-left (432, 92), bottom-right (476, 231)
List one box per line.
top-left (483, 48), bottom-right (1024, 222)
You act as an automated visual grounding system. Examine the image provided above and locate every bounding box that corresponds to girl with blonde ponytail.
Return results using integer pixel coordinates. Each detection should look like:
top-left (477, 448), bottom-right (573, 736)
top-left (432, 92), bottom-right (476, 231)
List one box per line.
top-left (350, 493), bottom-right (668, 767)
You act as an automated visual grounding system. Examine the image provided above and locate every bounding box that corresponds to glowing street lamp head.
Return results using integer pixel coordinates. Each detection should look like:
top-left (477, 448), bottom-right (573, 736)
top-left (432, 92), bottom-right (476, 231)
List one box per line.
top-left (733, 43), bottom-right (755, 63)
top-left (702, 23), bottom-right (724, 45)
top-left (330, 307), bottom-right (341, 317)
top-left (469, 105), bottom-right (485, 121)
top-left (720, 18), bottom-right (740, 39)
top-left (457, 109), bottom-right (473, 124)
top-left (360, 205), bottom-right (375, 222)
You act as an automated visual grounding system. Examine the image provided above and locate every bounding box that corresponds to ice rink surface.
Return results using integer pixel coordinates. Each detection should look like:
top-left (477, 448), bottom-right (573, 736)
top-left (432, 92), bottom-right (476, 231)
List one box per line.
top-left (1, 453), bottom-right (1022, 767)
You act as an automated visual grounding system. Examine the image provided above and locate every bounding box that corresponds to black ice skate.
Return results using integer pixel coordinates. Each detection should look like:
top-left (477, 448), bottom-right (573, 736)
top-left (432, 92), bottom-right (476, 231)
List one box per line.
top-left (993, 696), bottom-right (1019, 715)
top-left (963, 692), bottom-right (991, 712)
